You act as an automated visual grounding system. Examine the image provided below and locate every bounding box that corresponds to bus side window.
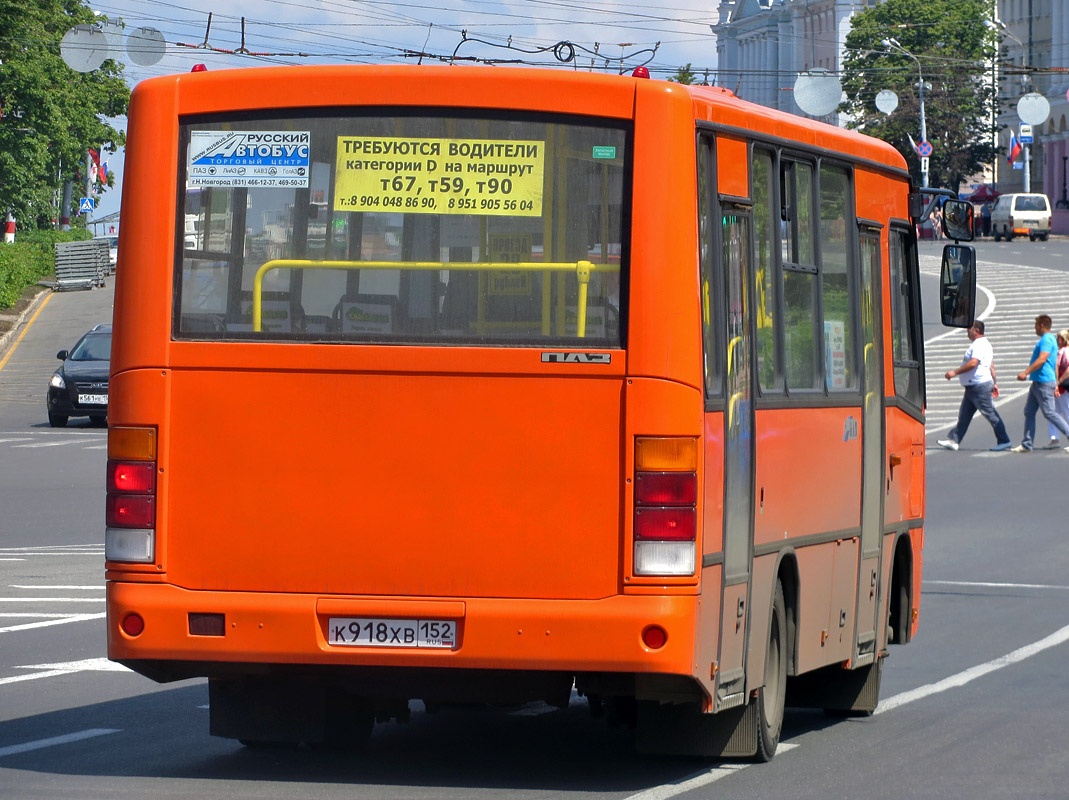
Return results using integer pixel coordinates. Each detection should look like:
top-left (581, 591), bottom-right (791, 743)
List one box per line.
top-left (888, 229), bottom-right (922, 408)
top-left (753, 148), bottom-right (780, 394)
top-left (819, 164), bottom-right (858, 392)
top-left (780, 160), bottom-right (820, 392)
top-left (698, 134), bottom-right (722, 399)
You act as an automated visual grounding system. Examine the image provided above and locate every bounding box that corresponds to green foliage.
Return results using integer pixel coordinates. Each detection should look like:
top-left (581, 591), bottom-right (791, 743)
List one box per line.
top-left (0, 230), bottom-right (88, 308)
top-left (840, 0), bottom-right (995, 192)
top-left (0, 0), bottom-right (129, 229)
top-left (668, 64), bottom-right (697, 85)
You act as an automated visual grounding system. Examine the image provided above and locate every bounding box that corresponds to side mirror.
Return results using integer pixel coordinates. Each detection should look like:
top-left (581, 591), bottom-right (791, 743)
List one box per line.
top-left (56, 350), bottom-right (68, 360)
top-left (940, 245), bottom-right (977, 328)
top-left (941, 199), bottom-right (974, 242)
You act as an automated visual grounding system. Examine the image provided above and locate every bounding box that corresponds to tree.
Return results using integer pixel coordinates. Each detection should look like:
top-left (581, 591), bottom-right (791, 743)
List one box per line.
top-left (839, 0), bottom-right (995, 193)
top-left (668, 64), bottom-right (697, 85)
top-left (0, 0), bottom-right (129, 229)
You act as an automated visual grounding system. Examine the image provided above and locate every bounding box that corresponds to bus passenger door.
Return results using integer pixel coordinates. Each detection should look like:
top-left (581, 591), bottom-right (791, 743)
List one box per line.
top-left (854, 229), bottom-right (884, 664)
top-left (717, 209), bottom-right (754, 708)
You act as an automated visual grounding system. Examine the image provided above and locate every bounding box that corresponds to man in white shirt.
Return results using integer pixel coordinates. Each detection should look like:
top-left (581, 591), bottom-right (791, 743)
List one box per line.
top-left (937, 320), bottom-right (1011, 451)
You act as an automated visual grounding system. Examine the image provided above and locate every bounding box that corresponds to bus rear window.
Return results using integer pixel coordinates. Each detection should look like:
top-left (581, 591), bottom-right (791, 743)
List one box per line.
top-left (175, 112), bottom-right (629, 346)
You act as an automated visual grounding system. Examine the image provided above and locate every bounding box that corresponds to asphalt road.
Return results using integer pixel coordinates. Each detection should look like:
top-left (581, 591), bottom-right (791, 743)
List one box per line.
top-left (1, 241), bottom-right (1068, 799)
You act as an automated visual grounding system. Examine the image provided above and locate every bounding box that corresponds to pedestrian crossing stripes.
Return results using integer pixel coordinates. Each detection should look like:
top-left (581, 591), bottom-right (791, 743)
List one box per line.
top-left (921, 255), bottom-right (1069, 436)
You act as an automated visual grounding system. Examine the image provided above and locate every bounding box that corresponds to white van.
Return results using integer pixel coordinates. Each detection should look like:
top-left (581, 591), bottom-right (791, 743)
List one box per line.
top-left (991, 193), bottom-right (1051, 241)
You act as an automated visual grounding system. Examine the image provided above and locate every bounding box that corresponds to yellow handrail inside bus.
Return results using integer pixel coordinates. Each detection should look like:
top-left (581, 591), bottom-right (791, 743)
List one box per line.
top-left (252, 259), bottom-right (614, 337)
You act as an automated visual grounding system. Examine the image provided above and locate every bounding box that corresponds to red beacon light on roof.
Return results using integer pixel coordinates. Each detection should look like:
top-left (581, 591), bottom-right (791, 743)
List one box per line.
top-left (632, 66), bottom-right (650, 79)
top-left (191, 64), bottom-right (208, 72)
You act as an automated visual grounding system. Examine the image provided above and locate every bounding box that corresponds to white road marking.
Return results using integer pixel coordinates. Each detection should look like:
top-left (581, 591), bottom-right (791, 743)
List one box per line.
top-left (0, 657), bottom-right (129, 686)
top-left (0, 544), bottom-right (100, 552)
top-left (0, 438), bottom-right (32, 444)
top-left (0, 613), bottom-right (87, 619)
top-left (875, 623), bottom-right (1069, 715)
top-left (0, 597), bottom-right (105, 602)
top-left (625, 623), bottom-right (1069, 799)
top-left (0, 559), bottom-right (25, 562)
top-left (0, 729), bottom-right (120, 758)
top-left (0, 612), bottom-right (106, 634)
top-left (926, 580), bottom-right (1069, 590)
top-left (16, 658), bottom-right (129, 673)
top-left (9, 585), bottom-right (103, 590)
top-left (624, 744), bottom-right (799, 800)
top-left (12, 440), bottom-right (85, 448)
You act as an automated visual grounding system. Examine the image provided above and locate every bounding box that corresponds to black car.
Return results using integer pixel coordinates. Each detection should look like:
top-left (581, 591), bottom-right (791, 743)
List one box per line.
top-left (46, 323), bottom-right (111, 427)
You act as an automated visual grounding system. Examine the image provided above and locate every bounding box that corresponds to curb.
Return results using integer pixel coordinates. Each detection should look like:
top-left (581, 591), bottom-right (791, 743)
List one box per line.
top-left (0, 287), bottom-right (53, 362)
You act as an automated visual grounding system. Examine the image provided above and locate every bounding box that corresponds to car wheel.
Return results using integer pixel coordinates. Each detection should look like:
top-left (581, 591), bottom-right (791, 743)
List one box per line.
top-left (1006, 228), bottom-right (1014, 241)
top-left (48, 412), bottom-right (68, 428)
top-left (993, 230), bottom-right (1001, 241)
top-left (1041, 233), bottom-right (1049, 241)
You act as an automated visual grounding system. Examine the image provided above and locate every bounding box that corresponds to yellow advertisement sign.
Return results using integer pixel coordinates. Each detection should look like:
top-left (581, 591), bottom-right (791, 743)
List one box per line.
top-left (334, 136), bottom-right (544, 217)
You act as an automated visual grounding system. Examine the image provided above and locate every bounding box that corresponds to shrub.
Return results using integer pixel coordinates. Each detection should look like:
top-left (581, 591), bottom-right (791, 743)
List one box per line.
top-left (0, 229), bottom-right (92, 309)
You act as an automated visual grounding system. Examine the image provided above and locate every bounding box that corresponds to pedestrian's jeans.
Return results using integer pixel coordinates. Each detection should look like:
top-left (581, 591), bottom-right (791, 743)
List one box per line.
top-left (1022, 381), bottom-right (1069, 449)
top-left (950, 381), bottom-right (1009, 445)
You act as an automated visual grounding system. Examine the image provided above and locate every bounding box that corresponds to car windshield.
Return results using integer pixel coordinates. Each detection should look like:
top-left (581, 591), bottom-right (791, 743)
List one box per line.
top-left (69, 333), bottom-right (112, 361)
top-left (1015, 196), bottom-right (1047, 211)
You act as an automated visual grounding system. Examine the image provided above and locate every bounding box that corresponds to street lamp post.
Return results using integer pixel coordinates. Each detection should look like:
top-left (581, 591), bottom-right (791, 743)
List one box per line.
top-left (882, 37), bottom-right (928, 188)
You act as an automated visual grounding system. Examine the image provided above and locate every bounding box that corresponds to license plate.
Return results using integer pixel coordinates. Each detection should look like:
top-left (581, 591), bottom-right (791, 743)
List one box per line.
top-left (78, 394), bottom-right (108, 405)
top-left (327, 617), bottom-right (457, 649)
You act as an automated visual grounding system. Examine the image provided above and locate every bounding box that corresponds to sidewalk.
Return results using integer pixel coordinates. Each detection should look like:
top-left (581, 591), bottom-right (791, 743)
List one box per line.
top-left (0, 287), bottom-right (52, 363)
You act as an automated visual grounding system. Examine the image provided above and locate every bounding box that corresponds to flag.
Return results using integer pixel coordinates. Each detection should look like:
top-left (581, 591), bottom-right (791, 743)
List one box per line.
top-left (907, 132), bottom-right (920, 155)
top-left (88, 149), bottom-right (99, 185)
top-left (100, 160), bottom-right (108, 183)
top-left (1007, 134), bottom-right (1022, 165)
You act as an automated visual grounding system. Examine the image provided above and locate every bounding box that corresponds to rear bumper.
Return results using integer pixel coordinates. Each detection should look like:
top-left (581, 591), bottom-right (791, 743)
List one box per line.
top-left (107, 581), bottom-right (698, 678)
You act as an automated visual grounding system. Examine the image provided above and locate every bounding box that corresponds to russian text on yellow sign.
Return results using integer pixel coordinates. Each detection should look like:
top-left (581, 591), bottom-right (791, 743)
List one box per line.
top-left (333, 136), bottom-right (544, 217)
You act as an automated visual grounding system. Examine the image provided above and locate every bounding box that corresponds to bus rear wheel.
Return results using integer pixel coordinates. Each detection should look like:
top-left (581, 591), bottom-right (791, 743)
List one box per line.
top-left (755, 581), bottom-right (787, 762)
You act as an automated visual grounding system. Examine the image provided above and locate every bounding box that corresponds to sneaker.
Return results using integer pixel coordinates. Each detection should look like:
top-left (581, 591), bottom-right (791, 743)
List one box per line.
top-left (990, 441), bottom-right (1013, 451)
top-left (1043, 438), bottom-right (1061, 449)
top-left (937, 439), bottom-right (959, 451)
top-left (1010, 445), bottom-right (1032, 453)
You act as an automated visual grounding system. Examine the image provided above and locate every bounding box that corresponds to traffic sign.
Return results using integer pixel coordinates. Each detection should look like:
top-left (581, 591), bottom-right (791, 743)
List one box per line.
top-left (920, 156), bottom-right (930, 173)
top-left (1019, 124), bottom-right (1033, 144)
top-left (79, 197), bottom-right (95, 213)
top-left (917, 140), bottom-right (933, 158)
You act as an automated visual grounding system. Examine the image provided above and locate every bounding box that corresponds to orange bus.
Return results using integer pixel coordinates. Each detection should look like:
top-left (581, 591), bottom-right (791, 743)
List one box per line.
top-left (105, 64), bottom-right (975, 759)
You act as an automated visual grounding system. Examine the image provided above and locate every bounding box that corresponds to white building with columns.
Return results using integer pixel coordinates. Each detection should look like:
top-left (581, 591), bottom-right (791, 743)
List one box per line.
top-left (996, 0), bottom-right (1069, 208)
top-left (712, 1), bottom-right (874, 127)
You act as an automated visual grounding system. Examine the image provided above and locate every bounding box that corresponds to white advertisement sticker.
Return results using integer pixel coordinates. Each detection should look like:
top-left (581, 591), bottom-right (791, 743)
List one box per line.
top-left (188, 131), bottom-right (311, 188)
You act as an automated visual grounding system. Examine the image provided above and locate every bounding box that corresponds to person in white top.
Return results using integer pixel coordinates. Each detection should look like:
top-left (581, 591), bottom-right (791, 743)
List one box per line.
top-left (937, 320), bottom-right (1011, 451)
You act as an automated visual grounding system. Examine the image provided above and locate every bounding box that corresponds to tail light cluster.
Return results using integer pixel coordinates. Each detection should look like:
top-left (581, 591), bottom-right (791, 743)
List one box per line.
top-left (633, 437), bottom-right (697, 576)
top-left (105, 426), bottom-right (158, 563)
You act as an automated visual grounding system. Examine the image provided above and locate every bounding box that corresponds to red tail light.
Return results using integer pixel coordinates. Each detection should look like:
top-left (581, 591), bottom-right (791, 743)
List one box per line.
top-left (635, 507), bottom-right (696, 540)
top-left (106, 494), bottom-right (156, 528)
top-left (635, 472), bottom-right (697, 505)
top-left (633, 437), bottom-right (699, 576)
top-left (107, 460), bottom-right (156, 493)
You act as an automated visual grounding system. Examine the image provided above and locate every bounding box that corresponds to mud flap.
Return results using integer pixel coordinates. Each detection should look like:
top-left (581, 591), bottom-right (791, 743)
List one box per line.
top-left (635, 700), bottom-right (759, 758)
top-left (784, 656), bottom-right (883, 714)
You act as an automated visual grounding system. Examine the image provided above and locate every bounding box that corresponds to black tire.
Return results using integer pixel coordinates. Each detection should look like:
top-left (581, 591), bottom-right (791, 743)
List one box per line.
top-left (755, 581), bottom-right (787, 762)
top-left (1006, 228), bottom-right (1014, 241)
top-left (48, 412), bottom-right (68, 428)
top-left (1041, 233), bottom-right (1049, 241)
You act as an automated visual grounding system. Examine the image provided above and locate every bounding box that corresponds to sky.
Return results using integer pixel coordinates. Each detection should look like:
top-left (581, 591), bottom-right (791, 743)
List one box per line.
top-left (85, 0), bottom-right (722, 225)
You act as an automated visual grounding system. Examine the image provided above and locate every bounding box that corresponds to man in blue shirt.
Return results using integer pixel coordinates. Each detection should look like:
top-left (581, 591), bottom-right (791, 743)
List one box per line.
top-left (1012, 314), bottom-right (1069, 452)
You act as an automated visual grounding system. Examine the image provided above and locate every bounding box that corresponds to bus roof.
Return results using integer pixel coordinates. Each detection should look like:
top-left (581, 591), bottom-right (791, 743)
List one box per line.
top-left (134, 64), bottom-right (907, 175)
